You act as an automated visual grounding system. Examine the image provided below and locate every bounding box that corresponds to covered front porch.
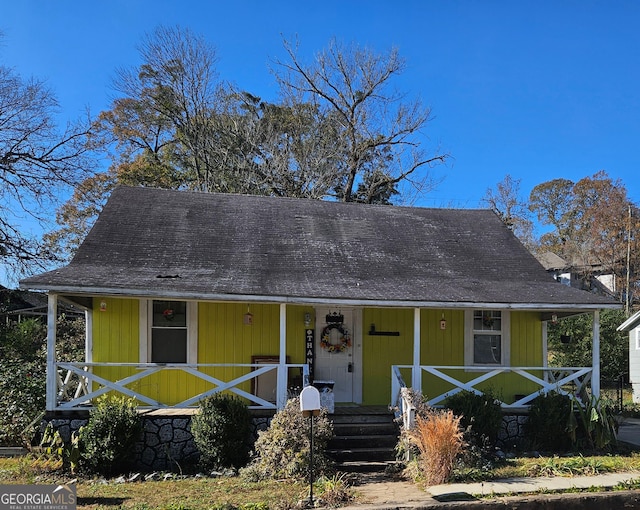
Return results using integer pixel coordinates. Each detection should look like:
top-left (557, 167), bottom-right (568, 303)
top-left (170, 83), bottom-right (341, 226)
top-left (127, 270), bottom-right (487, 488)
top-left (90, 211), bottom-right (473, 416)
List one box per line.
top-left (45, 294), bottom-right (604, 414)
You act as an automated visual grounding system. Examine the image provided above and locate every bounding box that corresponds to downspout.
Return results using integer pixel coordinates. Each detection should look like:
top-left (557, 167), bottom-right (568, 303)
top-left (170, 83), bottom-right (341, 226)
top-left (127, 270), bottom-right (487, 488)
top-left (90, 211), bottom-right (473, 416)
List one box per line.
top-left (592, 310), bottom-right (600, 399)
top-left (85, 308), bottom-right (93, 364)
top-left (277, 303), bottom-right (287, 410)
top-left (412, 308), bottom-right (422, 391)
top-left (46, 294), bottom-right (58, 411)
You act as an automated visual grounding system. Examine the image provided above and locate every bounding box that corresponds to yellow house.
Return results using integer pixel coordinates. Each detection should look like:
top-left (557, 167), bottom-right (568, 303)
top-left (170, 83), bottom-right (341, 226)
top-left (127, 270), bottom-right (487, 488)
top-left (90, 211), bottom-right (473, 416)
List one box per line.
top-left (20, 186), bottom-right (619, 416)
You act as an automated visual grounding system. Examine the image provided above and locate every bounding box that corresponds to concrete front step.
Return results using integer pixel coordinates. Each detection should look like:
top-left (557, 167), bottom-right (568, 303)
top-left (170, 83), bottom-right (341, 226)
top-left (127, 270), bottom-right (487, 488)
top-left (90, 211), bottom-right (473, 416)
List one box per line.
top-left (331, 413), bottom-right (398, 424)
top-left (332, 422), bottom-right (398, 436)
top-left (328, 408), bottom-right (399, 468)
top-left (330, 434), bottom-right (398, 448)
top-left (337, 460), bottom-right (402, 473)
top-left (328, 446), bottom-right (397, 463)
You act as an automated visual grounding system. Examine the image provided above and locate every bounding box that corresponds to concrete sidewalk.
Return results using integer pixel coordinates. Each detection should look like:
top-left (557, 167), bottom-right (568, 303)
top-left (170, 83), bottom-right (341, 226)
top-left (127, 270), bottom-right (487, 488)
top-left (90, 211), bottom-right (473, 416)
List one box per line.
top-left (346, 470), bottom-right (640, 508)
top-left (428, 470), bottom-right (639, 499)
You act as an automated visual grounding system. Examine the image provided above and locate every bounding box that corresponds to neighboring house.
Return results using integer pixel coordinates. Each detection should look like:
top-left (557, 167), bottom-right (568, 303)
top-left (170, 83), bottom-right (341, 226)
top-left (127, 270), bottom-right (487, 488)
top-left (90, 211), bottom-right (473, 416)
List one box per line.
top-left (536, 251), bottom-right (618, 297)
top-left (618, 311), bottom-right (640, 403)
top-left (20, 186), bottom-right (619, 416)
top-left (0, 284), bottom-right (83, 323)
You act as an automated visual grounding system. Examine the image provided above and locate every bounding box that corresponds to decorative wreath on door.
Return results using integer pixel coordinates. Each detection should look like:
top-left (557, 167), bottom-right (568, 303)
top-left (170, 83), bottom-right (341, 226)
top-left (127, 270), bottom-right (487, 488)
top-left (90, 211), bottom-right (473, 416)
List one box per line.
top-left (320, 324), bottom-right (352, 353)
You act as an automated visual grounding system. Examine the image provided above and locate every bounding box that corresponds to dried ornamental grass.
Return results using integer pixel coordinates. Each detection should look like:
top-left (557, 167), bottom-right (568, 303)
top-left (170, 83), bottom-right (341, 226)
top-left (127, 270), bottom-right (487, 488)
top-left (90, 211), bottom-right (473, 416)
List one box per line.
top-left (407, 409), bottom-right (465, 486)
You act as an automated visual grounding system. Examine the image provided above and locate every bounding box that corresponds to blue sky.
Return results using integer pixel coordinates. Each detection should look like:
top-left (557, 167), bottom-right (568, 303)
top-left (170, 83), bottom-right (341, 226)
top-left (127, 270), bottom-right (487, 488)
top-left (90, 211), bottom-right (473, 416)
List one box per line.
top-left (1, 2), bottom-right (639, 222)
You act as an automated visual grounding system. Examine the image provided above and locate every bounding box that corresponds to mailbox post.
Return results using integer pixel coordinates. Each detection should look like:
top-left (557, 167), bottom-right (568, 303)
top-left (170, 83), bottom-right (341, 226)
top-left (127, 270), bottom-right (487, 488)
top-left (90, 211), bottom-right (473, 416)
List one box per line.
top-left (300, 386), bottom-right (321, 507)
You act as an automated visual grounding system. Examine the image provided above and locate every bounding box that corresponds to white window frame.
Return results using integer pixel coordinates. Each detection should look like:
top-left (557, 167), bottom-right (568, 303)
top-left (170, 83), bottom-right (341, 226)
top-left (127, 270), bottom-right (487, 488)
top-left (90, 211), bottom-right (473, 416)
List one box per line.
top-left (139, 300), bottom-right (198, 363)
top-left (635, 328), bottom-right (640, 351)
top-left (464, 309), bottom-right (510, 367)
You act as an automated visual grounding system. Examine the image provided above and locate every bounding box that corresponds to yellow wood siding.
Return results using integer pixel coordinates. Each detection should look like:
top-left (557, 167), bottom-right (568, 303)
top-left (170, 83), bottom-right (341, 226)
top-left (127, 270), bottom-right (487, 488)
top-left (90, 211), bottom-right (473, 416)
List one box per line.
top-left (362, 308), bottom-right (414, 405)
top-left (508, 311), bottom-right (544, 401)
top-left (90, 299), bottom-right (544, 408)
top-left (92, 300), bottom-right (308, 406)
top-left (92, 297), bottom-right (139, 398)
top-left (420, 309), bottom-right (466, 400)
top-left (418, 310), bottom-right (543, 404)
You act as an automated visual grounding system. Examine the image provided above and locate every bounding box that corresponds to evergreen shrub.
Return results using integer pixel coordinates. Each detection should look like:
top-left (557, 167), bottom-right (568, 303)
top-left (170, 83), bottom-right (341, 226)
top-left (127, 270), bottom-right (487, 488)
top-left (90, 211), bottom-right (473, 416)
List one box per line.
top-left (524, 393), bottom-right (574, 451)
top-left (79, 395), bottom-right (142, 475)
top-left (444, 389), bottom-right (503, 445)
top-left (191, 393), bottom-right (252, 471)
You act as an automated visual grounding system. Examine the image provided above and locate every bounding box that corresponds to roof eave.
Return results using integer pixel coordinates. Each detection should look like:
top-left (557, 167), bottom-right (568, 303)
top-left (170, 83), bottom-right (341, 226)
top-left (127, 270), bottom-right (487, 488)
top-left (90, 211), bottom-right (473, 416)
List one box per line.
top-left (20, 282), bottom-right (621, 312)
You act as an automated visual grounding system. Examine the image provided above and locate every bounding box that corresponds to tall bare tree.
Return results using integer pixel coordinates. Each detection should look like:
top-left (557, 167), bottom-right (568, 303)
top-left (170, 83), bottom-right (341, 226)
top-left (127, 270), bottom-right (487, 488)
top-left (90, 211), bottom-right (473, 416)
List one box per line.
top-left (482, 174), bottom-right (535, 249)
top-left (273, 37), bottom-right (448, 202)
top-left (0, 55), bottom-right (96, 275)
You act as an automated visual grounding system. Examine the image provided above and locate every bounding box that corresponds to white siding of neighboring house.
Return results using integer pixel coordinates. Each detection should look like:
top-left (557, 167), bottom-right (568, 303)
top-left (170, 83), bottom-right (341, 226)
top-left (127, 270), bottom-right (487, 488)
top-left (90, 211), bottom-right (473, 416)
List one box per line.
top-left (630, 327), bottom-right (640, 403)
top-left (595, 274), bottom-right (616, 293)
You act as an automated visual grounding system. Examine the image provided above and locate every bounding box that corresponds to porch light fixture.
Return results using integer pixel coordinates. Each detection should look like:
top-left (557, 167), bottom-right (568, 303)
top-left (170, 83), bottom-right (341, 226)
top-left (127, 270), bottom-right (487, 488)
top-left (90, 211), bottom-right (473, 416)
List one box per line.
top-left (99, 300), bottom-right (107, 312)
top-left (243, 305), bottom-right (253, 325)
top-left (304, 312), bottom-right (312, 327)
top-left (440, 314), bottom-right (447, 330)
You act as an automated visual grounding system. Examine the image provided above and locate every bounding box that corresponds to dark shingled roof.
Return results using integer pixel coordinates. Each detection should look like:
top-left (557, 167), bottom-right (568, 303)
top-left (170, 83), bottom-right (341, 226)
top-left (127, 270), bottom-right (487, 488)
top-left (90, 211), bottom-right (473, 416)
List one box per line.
top-left (20, 186), bottom-right (618, 309)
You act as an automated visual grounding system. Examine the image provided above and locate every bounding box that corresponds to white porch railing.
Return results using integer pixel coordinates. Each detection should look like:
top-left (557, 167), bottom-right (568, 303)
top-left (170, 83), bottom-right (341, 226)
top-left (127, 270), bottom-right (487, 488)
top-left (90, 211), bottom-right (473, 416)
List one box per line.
top-left (54, 362), bottom-right (310, 411)
top-left (391, 364), bottom-right (593, 428)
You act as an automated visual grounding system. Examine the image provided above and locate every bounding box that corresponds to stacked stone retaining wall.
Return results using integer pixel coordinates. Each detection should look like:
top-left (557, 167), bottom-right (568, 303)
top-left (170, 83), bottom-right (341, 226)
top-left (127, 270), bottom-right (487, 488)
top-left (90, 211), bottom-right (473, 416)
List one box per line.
top-left (44, 411), bottom-right (529, 472)
top-left (43, 411), bottom-right (274, 472)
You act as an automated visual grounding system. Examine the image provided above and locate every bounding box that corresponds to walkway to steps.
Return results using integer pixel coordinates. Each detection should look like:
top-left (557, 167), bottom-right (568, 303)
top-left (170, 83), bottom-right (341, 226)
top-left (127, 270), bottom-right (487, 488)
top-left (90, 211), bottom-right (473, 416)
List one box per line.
top-left (328, 405), bottom-right (400, 471)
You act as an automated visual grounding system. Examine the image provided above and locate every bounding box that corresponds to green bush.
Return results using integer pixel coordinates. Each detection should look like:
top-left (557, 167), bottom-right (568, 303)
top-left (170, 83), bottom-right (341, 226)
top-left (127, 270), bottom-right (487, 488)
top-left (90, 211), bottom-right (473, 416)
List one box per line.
top-left (191, 393), bottom-right (252, 471)
top-left (0, 359), bottom-right (46, 446)
top-left (79, 395), bottom-right (142, 475)
top-left (525, 393), bottom-right (574, 451)
top-left (240, 397), bottom-right (334, 481)
top-left (0, 317), bottom-right (85, 447)
top-left (444, 390), bottom-right (503, 445)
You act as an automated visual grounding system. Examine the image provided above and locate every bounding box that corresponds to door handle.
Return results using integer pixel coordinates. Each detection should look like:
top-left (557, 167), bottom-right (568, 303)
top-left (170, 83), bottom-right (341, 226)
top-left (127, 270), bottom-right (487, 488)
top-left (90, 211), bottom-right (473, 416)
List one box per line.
top-left (348, 363), bottom-right (353, 373)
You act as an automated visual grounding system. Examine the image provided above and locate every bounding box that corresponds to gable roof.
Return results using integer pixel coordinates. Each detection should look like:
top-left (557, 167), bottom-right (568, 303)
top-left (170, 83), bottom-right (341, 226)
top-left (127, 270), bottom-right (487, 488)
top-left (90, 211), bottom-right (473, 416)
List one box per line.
top-left (20, 186), bottom-right (618, 310)
top-left (536, 251), bottom-right (568, 271)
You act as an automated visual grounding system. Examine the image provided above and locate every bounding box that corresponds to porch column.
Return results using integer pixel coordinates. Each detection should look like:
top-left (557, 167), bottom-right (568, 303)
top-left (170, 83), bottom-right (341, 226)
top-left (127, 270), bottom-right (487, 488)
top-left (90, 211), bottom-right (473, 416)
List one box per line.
top-left (277, 303), bottom-right (287, 409)
top-left (542, 320), bottom-right (548, 383)
top-left (592, 310), bottom-right (600, 399)
top-left (412, 308), bottom-right (422, 391)
top-left (46, 294), bottom-right (58, 411)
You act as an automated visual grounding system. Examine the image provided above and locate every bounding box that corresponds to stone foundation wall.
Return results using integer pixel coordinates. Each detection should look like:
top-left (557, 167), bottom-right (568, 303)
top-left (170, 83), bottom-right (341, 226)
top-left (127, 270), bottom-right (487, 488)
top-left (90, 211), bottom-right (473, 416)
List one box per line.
top-left (43, 412), bottom-right (274, 472)
top-left (497, 414), bottom-right (528, 450)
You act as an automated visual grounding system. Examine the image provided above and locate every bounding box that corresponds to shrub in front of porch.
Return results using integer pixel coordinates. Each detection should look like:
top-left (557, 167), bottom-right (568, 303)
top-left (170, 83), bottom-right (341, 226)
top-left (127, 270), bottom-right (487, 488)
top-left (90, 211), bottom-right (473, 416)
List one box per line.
top-left (79, 395), bottom-right (142, 475)
top-left (191, 393), bottom-right (252, 472)
top-left (444, 390), bottom-right (503, 446)
top-left (240, 397), bottom-right (334, 481)
top-left (525, 393), bottom-right (617, 453)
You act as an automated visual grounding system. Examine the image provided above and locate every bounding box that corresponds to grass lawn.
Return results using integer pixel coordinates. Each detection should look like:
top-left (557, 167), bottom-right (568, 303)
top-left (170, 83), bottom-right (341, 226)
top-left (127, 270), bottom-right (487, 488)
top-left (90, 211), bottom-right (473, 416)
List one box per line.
top-left (0, 456), bottom-right (307, 509)
top-left (2, 451), bottom-right (640, 509)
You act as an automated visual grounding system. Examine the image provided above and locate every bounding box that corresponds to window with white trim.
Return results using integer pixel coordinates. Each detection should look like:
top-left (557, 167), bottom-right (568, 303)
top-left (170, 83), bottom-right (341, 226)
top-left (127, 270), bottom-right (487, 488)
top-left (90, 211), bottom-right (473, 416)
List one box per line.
top-left (635, 328), bottom-right (640, 351)
top-left (141, 300), bottom-right (197, 363)
top-left (465, 310), bottom-right (510, 366)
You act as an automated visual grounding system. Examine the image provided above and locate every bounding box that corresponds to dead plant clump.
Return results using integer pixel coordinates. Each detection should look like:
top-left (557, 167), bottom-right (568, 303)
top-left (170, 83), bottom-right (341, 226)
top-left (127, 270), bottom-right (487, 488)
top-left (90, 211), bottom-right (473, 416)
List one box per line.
top-left (407, 409), bottom-right (465, 486)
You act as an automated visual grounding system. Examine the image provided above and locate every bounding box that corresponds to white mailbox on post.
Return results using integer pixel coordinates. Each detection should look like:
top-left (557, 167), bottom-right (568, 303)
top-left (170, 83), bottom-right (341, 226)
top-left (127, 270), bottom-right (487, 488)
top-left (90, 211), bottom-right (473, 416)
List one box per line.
top-left (300, 385), bottom-right (321, 417)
